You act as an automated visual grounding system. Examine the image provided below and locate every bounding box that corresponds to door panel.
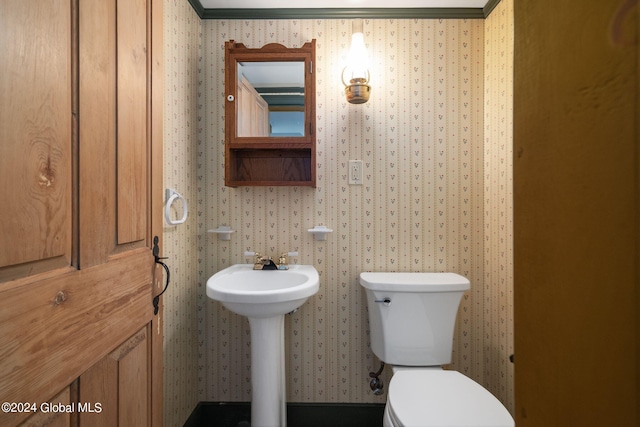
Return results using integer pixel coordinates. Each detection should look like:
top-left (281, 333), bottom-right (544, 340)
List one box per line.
top-left (116, 0), bottom-right (149, 245)
top-left (19, 387), bottom-right (72, 427)
top-left (79, 327), bottom-right (150, 427)
top-left (0, 0), bottom-right (163, 425)
top-left (78, 0), bottom-right (117, 267)
top-left (117, 328), bottom-right (150, 426)
top-left (78, 353), bottom-right (118, 426)
top-left (0, 0), bottom-right (72, 281)
top-left (79, 0), bottom-right (150, 260)
top-left (0, 250), bottom-right (153, 425)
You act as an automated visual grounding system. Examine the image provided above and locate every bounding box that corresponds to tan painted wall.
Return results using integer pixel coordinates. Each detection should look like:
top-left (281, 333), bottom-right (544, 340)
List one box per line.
top-left (514, 0), bottom-right (638, 425)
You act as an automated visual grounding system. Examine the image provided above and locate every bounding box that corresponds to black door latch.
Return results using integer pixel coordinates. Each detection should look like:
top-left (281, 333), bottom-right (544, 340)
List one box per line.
top-left (152, 236), bottom-right (170, 315)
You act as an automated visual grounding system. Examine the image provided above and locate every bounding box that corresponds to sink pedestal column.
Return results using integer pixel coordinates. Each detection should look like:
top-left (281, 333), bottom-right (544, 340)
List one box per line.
top-left (206, 264), bottom-right (319, 426)
top-left (248, 315), bottom-right (287, 427)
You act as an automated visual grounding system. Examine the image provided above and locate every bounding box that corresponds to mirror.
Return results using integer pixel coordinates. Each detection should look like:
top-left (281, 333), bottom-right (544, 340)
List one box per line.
top-left (225, 40), bottom-right (316, 144)
top-left (237, 61), bottom-right (305, 137)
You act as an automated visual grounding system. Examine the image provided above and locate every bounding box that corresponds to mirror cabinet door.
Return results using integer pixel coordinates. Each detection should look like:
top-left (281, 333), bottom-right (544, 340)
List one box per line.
top-left (224, 40), bottom-right (316, 187)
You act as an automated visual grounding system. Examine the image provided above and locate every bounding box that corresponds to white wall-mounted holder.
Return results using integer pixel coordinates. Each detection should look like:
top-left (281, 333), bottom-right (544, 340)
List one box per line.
top-left (308, 225), bottom-right (333, 241)
top-left (165, 188), bottom-right (188, 226)
top-left (208, 226), bottom-right (235, 241)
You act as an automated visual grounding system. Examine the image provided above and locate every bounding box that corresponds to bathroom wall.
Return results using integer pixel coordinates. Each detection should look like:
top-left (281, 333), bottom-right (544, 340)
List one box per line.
top-left (483, 0), bottom-right (514, 407)
top-left (160, 0), bottom-right (513, 424)
top-left (199, 1), bottom-right (514, 411)
top-left (163, 1), bottom-right (202, 426)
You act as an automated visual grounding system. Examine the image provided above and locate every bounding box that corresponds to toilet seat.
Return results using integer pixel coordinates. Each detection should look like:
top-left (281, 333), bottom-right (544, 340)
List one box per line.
top-left (386, 369), bottom-right (514, 427)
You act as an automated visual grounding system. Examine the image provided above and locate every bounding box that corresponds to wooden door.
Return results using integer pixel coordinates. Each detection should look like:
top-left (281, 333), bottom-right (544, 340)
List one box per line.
top-left (237, 75), bottom-right (270, 137)
top-left (513, 0), bottom-right (638, 425)
top-left (0, 0), bottom-right (164, 426)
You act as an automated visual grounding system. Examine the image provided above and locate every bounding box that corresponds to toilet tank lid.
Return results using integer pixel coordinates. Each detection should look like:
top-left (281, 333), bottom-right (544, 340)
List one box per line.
top-left (359, 272), bottom-right (470, 292)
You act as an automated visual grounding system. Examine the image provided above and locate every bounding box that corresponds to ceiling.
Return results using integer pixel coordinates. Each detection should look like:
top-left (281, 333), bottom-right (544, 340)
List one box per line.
top-left (190, 0), bottom-right (499, 19)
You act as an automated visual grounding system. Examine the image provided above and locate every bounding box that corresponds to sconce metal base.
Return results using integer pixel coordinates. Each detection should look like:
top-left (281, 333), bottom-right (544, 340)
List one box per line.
top-left (345, 84), bottom-right (371, 104)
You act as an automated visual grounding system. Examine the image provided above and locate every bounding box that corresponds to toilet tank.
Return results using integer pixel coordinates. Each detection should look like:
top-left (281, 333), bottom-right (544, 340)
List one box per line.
top-left (359, 272), bottom-right (470, 366)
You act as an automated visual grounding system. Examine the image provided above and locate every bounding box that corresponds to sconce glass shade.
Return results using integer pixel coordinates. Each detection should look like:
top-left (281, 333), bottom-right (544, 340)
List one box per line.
top-left (342, 19), bottom-right (371, 104)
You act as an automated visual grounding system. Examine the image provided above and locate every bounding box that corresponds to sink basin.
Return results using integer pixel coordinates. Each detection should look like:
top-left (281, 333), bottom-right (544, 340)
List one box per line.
top-left (206, 263), bottom-right (319, 318)
top-left (206, 263), bottom-right (320, 426)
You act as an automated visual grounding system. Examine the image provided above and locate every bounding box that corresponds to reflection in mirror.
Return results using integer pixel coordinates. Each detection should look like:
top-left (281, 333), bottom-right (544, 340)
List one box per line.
top-left (237, 62), bottom-right (305, 137)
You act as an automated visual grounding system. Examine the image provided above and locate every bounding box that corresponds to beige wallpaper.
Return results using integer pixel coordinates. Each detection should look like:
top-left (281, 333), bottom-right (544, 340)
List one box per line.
top-left (163, 1), bottom-right (201, 426)
top-left (483, 0), bottom-right (514, 408)
top-left (162, 0), bottom-right (513, 425)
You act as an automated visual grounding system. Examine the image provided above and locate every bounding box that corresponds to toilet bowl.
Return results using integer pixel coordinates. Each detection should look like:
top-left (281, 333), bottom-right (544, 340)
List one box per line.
top-left (384, 368), bottom-right (513, 427)
top-left (359, 272), bottom-right (514, 427)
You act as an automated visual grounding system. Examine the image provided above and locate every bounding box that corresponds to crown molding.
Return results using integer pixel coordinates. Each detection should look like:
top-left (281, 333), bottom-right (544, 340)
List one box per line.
top-left (483, 0), bottom-right (501, 17)
top-left (188, 0), bottom-right (502, 19)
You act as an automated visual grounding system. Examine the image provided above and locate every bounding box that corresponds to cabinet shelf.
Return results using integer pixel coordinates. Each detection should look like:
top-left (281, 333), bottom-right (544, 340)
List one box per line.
top-left (226, 147), bottom-right (315, 187)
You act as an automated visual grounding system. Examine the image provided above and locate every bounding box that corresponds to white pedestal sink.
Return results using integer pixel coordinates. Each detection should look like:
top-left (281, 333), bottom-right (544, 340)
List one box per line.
top-left (206, 264), bottom-right (319, 427)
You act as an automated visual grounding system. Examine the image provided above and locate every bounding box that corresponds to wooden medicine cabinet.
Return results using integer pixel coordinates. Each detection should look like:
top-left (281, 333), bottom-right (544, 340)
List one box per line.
top-left (224, 40), bottom-right (316, 187)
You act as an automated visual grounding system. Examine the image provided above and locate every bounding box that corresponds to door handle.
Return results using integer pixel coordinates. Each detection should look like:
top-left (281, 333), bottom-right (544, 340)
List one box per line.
top-left (152, 236), bottom-right (170, 315)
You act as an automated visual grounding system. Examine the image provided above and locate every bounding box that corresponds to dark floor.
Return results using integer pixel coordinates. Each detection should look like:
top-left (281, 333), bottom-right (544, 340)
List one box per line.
top-left (184, 402), bottom-right (385, 427)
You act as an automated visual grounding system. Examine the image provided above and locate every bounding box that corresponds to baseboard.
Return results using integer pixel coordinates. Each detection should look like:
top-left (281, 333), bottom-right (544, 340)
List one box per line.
top-left (183, 402), bottom-right (385, 427)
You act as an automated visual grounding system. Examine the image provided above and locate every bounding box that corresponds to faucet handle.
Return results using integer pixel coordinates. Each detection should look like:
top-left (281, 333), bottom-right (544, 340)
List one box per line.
top-left (279, 251), bottom-right (298, 260)
top-left (245, 251), bottom-right (263, 264)
top-left (246, 251), bottom-right (269, 270)
top-left (277, 251), bottom-right (298, 270)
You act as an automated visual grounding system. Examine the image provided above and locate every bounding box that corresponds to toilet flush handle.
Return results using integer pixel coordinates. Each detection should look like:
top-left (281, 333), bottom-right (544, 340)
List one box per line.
top-left (374, 297), bottom-right (391, 307)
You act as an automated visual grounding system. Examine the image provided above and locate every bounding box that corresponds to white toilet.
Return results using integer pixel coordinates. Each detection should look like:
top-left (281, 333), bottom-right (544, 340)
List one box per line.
top-left (359, 272), bottom-right (514, 427)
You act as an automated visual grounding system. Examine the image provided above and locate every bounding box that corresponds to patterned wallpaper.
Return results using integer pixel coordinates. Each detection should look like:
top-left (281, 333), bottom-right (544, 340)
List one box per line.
top-left (162, 0), bottom-right (513, 425)
top-left (483, 0), bottom-right (514, 409)
top-left (163, 1), bottom-right (201, 426)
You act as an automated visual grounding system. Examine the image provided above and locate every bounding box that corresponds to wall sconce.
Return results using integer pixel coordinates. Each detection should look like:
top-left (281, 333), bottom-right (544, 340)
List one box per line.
top-left (342, 19), bottom-right (371, 104)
